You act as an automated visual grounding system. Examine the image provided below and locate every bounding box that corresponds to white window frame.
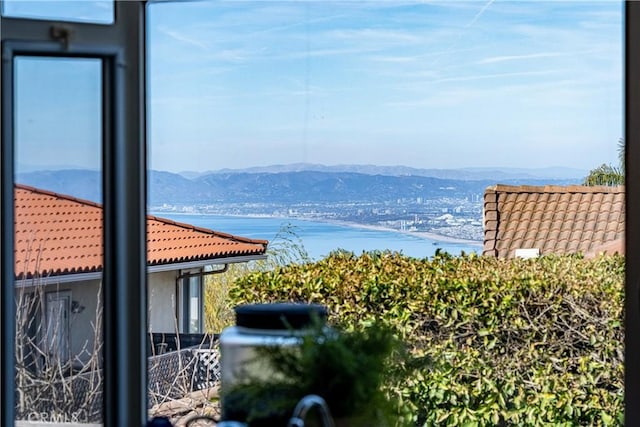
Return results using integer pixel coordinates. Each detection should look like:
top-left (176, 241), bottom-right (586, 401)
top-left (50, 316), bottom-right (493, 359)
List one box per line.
top-left (178, 270), bottom-right (204, 334)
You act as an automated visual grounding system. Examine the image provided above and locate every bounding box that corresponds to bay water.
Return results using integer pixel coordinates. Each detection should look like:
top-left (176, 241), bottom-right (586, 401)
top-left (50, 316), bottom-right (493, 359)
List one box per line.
top-left (155, 213), bottom-right (481, 261)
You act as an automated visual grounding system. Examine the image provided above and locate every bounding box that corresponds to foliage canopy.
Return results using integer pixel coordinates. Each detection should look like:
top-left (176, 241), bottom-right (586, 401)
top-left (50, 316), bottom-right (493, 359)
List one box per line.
top-left (228, 251), bottom-right (624, 426)
top-left (583, 163), bottom-right (624, 186)
top-left (583, 138), bottom-right (625, 186)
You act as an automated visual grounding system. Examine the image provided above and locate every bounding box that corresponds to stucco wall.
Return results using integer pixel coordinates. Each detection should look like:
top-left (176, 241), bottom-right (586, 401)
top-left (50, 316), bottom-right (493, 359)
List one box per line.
top-left (18, 278), bottom-right (102, 366)
top-left (22, 270), bottom-right (180, 366)
top-left (148, 270), bottom-right (178, 333)
top-left (66, 280), bottom-right (101, 363)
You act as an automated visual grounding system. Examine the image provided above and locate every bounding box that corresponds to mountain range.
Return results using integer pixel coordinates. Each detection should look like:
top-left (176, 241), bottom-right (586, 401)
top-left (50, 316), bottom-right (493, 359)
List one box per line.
top-left (178, 163), bottom-right (587, 181)
top-left (15, 165), bottom-right (585, 206)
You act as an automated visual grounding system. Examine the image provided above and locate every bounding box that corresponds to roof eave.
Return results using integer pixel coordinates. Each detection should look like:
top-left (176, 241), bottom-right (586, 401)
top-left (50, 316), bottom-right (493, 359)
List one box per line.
top-left (147, 254), bottom-right (268, 273)
top-left (15, 253), bottom-right (268, 287)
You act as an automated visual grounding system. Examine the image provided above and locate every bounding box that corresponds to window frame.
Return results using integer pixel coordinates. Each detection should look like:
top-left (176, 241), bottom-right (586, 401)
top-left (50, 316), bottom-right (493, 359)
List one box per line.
top-left (625, 2), bottom-right (640, 425)
top-left (0, 1), bottom-right (637, 426)
top-left (178, 270), bottom-right (204, 334)
top-left (0, 3), bottom-right (147, 427)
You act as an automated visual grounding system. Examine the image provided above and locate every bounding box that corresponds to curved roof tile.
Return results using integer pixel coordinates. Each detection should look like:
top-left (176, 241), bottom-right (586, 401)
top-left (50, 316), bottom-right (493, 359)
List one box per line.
top-left (483, 184), bottom-right (624, 258)
top-left (14, 184), bottom-right (268, 279)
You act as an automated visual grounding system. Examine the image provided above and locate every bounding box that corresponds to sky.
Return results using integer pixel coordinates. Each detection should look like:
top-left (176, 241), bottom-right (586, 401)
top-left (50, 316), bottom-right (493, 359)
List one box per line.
top-left (7, 0), bottom-right (624, 174)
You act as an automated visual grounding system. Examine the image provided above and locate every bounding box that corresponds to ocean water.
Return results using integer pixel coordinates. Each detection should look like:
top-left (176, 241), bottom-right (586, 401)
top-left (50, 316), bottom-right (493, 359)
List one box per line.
top-left (155, 213), bottom-right (481, 261)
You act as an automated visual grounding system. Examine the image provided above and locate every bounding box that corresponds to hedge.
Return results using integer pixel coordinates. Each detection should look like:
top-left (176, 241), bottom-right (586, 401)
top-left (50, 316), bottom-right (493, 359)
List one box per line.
top-left (228, 251), bottom-right (624, 426)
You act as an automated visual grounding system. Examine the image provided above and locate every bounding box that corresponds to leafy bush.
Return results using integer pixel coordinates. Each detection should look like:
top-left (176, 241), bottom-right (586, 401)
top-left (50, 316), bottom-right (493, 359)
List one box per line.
top-left (228, 251), bottom-right (624, 426)
top-left (204, 222), bottom-right (310, 332)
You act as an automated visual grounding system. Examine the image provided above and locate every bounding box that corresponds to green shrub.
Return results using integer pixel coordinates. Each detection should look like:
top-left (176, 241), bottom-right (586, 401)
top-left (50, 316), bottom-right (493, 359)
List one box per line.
top-left (204, 222), bottom-right (310, 332)
top-left (228, 251), bottom-right (624, 426)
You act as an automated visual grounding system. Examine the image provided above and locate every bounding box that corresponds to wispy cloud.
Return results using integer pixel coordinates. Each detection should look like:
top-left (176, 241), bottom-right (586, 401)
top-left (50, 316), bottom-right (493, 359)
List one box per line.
top-left (156, 26), bottom-right (208, 51)
top-left (368, 55), bottom-right (418, 64)
top-left (384, 77), bottom-right (591, 109)
top-left (146, 0), bottom-right (622, 172)
top-left (246, 13), bottom-right (349, 37)
top-left (430, 69), bottom-right (561, 85)
top-left (477, 51), bottom-right (566, 65)
top-left (328, 28), bottom-right (423, 45)
top-left (465, 0), bottom-right (495, 29)
top-left (273, 46), bottom-right (379, 60)
top-left (477, 47), bottom-right (613, 65)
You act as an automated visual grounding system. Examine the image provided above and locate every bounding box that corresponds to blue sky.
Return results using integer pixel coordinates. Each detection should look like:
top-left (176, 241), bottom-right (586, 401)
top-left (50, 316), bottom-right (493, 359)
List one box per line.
top-left (9, 1), bottom-right (623, 173)
top-left (147, 0), bottom-right (623, 173)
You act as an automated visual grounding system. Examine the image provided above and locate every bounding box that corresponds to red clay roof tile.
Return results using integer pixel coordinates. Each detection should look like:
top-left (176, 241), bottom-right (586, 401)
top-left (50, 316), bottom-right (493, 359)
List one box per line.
top-left (483, 184), bottom-right (624, 258)
top-left (14, 184), bottom-right (268, 279)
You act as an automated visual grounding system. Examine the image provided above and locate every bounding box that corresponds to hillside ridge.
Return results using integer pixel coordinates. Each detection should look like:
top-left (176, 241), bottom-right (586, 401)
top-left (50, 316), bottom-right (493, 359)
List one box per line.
top-left (15, 168), bottom-right (582, 205)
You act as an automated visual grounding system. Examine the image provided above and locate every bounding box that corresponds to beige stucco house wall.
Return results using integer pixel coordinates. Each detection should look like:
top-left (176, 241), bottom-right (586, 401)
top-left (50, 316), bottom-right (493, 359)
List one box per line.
top-left (148, 270), bottom-right (179, 333)
top-left (19, 269), bottom-right (199, 367)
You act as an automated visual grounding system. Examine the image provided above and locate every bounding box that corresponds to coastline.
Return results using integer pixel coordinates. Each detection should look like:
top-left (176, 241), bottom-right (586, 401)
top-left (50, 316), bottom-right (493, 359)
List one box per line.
top-left (152, 210), bottom-right (483, 246)
top-left (304, 217), bottom-right (483, 246)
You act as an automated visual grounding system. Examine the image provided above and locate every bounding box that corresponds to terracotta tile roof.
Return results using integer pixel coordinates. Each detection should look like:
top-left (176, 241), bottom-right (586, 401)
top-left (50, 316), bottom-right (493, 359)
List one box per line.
top-left (483, 184), bottom-right (624, 258)
top-left (15, 184), bottom-right (268, 280)
top-left (584, 238), bottom-right (624, 258)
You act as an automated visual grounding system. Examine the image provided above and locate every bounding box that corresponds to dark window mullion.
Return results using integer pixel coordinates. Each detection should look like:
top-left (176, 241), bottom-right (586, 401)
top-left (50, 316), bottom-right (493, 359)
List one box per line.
top-left (182, 277), bottom-right (189, 333)
top-left (0, 41), bottom-right (17, 427)
top-left (102, 2), bottom-right (147, 426)
top-left (626, 2), bottom-right (640, 426)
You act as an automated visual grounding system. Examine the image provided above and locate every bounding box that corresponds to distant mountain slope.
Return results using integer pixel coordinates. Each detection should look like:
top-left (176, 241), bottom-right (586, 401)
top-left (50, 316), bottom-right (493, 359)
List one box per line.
top-left (16, 168), bottom-right (581, 205)
top-left (15, 169), bottom-right (214, 205)
top-left (16, 169), bottom-right (102, 202)
top-left (458, 166), bottom-right (588, 180)
top-left (148, 170), bottom-right (214, 205)
top-left (196, 171), bottom-right (486, 203)
top-left (183, 163), bottom-right (587, 181)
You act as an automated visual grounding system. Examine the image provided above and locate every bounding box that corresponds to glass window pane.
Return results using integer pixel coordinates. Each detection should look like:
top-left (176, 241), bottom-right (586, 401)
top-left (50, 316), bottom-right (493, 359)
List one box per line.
top-left (147, 1), bottom-right (622, 259)
top-left (147, 1), bottom-right (623, 425)
top-left (15, 57), bottom-right (102, 177)
top-left (2, 0), bottom-right (113, 25)
top-left (189, 276), bottom-right (201, 333)
top-left (14, 56), bottom-right (103, 425)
